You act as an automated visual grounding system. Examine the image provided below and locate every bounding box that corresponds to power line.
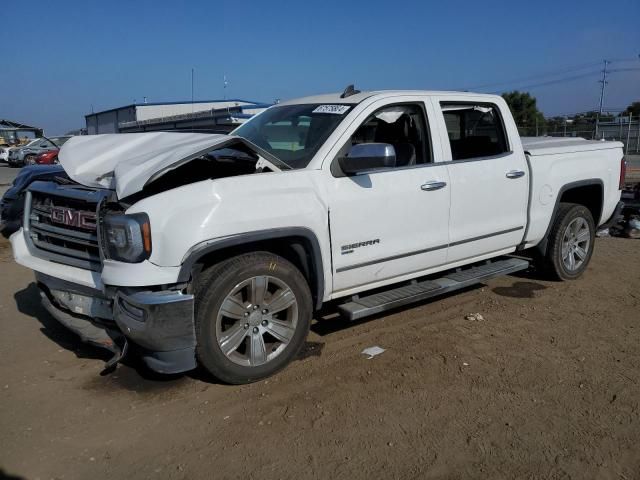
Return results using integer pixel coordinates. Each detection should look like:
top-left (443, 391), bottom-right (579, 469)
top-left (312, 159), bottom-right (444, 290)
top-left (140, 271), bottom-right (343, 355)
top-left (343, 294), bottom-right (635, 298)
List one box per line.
top-left (463, 57), bottom-right (639, 92)
top-left (489, 70), bottom-right (602, 93)
top-left (461, 60), bottom-right (602, 90)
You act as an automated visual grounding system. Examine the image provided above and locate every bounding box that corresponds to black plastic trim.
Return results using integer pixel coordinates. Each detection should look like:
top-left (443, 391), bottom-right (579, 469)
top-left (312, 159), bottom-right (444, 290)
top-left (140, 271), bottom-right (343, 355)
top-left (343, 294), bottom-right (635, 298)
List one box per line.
top-left (178, 227), bottom-right (325, 310)
top-left (600, 201), bottom-right (624, 229)
top-left (336, 226), bottom-right (523, 273)
top-left (535, 179), bottom-right (604, 255)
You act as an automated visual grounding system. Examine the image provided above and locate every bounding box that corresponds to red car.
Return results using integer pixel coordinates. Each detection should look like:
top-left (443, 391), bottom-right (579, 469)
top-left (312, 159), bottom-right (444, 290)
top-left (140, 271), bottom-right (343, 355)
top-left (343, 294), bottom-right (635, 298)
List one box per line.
top-left (35, 149), bottom-right (59, 165)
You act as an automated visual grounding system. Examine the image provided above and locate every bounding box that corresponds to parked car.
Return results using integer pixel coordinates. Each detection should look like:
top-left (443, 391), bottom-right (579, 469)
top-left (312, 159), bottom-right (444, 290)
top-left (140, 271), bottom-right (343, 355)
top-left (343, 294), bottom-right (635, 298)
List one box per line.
top-left (0, 142), bottom-right (13, 163)
top-left (10, 88), bottom-right (624, 383)
top-left (7, 136), bottom-right (71, 167)
top-left (35, 149), bottom-right (59, 165)
top-left (1, 164), bottom-right (67, 236)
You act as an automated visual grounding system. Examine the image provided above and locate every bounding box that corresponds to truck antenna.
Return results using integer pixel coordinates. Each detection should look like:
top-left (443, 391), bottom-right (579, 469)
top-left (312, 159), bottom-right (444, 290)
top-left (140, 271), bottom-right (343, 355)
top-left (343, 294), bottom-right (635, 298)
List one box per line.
top-left (340, 84), bottom-right (361, 98)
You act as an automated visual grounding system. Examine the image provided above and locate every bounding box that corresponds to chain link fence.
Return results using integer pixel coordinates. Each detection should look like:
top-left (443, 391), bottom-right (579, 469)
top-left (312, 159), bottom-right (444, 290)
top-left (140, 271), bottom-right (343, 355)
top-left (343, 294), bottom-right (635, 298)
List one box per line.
top-left (516, 115), bottom-right (640, 154)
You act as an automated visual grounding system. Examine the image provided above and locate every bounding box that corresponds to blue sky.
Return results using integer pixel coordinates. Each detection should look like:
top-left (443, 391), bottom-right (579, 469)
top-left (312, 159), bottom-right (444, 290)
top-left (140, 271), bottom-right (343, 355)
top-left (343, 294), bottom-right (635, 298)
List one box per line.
top-left (1, 0), bottom-right (639, 135)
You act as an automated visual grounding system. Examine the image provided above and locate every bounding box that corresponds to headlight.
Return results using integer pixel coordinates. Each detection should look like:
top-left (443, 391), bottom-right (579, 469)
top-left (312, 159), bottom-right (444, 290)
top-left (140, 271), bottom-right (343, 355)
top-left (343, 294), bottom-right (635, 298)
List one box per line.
top-left (102, 213), bottom-right (152, 263)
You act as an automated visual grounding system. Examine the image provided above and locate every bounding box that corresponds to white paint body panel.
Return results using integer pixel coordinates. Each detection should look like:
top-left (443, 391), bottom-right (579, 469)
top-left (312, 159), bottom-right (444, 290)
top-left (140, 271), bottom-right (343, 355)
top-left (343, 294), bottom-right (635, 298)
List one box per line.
top-left (12, 90), bottom-right (624, 304)
top-left (58, 132), bottom-right (232, 198)
top-left (429, 95), bottom-right (529, 261)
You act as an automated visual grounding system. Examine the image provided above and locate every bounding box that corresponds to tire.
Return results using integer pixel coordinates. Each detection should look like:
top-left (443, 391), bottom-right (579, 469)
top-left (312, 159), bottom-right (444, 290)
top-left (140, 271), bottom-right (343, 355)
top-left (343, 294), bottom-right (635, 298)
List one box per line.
top-left (194, 252), bottom-right (312, 384)
top-left (541, 203), bottom-right (595, 280)
top-left (24, 155), bottom-right (36, 166)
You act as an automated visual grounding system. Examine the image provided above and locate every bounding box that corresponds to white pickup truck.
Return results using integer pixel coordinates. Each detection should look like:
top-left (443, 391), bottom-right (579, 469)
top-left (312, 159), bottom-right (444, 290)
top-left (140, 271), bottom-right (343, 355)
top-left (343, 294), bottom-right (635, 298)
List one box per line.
top-left (11, 87), bottom-right (625, 383)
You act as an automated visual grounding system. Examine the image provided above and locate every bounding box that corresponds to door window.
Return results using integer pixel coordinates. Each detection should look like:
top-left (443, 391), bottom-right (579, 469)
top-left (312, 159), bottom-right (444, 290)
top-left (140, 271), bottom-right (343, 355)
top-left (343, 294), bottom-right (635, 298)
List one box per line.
top-left (441, 103), bottom-right (508, 160)
top-left (346, 104), bottom-right (431, 167)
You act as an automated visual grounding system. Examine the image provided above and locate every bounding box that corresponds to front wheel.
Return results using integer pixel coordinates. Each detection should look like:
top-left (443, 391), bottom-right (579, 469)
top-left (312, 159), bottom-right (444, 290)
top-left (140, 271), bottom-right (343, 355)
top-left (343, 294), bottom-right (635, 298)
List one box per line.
top-left (194, 252), bottom-right (312, 384)
top-left (542, 203), bottom-right (595, 280)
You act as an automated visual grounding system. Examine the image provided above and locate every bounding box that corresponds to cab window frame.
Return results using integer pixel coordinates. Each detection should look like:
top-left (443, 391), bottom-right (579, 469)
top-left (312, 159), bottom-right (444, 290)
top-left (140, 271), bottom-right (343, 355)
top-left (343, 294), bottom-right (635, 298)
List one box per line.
top-left (331, 101), bottom-right (434, 177)
top-left (439, 101), bottom-right (511, 162)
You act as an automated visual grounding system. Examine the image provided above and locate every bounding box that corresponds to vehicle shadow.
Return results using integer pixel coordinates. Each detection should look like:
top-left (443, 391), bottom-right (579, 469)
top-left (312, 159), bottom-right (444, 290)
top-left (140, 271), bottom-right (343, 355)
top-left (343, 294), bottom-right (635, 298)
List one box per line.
top-left (0, 468), bottom-right (27, 480)
top-left (14, 283), bottom-right (190, 388)
top-left (14, 283), bottom-right (112, 363)
top-left (311, 284), bottom-right (483, 337)
top-left (13, 282), bottom-right (324, 389)
top-left (492, 281), bottom-right (547, 298)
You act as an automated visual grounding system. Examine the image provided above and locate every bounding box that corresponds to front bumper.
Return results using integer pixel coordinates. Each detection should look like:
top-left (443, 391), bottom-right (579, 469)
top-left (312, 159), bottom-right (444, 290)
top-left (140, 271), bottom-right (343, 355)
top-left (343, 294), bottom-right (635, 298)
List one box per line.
top-left (36, 273), bottom-right (197, 374)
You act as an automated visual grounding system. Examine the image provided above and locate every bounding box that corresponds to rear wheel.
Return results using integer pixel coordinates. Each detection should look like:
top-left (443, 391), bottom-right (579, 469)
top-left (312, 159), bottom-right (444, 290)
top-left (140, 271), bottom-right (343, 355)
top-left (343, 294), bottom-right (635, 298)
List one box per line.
top-left (24, 154), bottom-right (36, 165)
top-left (541, 203), bottom-right (595, 280)
top-left (194, 252), bottom-right (312, 384)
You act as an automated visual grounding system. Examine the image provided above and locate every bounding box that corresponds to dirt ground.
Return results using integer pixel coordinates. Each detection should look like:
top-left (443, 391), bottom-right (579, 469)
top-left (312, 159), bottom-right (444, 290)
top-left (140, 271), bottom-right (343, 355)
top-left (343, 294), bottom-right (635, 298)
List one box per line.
top-left (1, 235), bottom-right (639, 480)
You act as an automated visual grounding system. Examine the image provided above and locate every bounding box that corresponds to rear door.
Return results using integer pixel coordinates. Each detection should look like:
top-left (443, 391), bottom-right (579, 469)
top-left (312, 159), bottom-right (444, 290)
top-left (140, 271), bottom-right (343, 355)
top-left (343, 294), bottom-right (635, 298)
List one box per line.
top-left (325, 97), bottom-right (451, 295)
top-left (430, 97), bottom-right (528, 262)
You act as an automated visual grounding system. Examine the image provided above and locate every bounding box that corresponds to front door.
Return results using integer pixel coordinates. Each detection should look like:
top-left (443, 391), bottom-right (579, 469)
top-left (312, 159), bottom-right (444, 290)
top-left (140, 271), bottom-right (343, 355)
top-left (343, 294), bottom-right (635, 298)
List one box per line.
top-left (327, 99), bottom-right (451, 295)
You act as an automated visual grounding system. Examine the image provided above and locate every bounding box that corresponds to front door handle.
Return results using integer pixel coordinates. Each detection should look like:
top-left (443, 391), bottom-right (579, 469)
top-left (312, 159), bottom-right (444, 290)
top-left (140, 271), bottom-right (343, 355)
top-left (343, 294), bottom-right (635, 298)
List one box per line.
top-left (421, 181), bottom-right (447, 191)
top-left (506, 170), bottom-right (526, 179)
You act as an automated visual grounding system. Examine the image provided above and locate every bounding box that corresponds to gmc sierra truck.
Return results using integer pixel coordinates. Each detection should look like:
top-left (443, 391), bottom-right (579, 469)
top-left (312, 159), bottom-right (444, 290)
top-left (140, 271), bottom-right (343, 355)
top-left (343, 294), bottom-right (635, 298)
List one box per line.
top-left (10, 87), bottom-right (625, 384)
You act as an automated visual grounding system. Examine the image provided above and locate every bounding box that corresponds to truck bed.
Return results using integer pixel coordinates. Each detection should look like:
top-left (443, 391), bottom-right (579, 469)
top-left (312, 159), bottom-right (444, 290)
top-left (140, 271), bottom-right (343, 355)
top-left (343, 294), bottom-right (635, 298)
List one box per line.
top-left (521, 137), bottom-right (623, 156)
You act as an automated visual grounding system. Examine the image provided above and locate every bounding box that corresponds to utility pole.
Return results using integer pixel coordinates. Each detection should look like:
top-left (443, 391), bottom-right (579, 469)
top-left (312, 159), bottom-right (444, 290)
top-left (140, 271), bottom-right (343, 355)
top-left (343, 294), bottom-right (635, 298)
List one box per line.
top-left (595, 59), bottom-right (610, 138)
top-left (626, 113), bottom-right (632, 154)
top-left (191, 68), bottom-right (195, 115)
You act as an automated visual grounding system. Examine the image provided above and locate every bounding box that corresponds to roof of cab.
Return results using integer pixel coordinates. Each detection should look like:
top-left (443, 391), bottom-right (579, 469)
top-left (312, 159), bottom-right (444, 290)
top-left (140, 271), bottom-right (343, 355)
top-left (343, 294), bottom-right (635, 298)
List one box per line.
top-left (278, 90), bottom-right (503, 105)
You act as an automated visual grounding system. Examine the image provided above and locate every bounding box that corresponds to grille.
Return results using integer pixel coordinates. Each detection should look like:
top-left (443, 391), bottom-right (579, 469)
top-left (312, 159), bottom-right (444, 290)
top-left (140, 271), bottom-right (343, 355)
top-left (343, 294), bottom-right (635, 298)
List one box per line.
top-left (26, 182), bottom-right (109, 271)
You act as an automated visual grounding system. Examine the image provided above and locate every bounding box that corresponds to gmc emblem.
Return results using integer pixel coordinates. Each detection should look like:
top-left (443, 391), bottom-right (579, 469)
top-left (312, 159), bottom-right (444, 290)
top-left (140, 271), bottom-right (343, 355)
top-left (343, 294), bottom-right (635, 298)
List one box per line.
top-left (50, 207), bottom-right (97, 230)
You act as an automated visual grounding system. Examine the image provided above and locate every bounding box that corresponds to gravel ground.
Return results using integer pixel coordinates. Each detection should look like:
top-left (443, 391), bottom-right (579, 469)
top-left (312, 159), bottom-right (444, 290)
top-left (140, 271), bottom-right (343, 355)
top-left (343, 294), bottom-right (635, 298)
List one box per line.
top-left (0, 235), bottom-right (639, 479)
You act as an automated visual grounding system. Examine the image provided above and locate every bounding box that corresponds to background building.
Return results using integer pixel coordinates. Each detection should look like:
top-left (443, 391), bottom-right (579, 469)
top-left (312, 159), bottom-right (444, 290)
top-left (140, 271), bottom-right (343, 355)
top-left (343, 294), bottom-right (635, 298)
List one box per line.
top-left (0, 119), bottom-right (43, 144)
top-left (85, 99), bottom-right (270, 135)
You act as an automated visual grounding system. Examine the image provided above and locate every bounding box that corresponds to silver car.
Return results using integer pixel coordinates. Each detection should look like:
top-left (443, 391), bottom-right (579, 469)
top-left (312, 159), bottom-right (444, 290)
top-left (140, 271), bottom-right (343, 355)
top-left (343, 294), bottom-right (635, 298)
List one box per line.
top-left (7, 136), bottom-right (71, 167)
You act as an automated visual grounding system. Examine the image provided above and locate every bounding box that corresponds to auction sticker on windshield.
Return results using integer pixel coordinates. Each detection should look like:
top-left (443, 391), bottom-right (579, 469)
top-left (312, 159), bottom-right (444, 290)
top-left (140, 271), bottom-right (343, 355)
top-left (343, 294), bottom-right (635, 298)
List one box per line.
top-left (312, 105), bottom-right (350, 115)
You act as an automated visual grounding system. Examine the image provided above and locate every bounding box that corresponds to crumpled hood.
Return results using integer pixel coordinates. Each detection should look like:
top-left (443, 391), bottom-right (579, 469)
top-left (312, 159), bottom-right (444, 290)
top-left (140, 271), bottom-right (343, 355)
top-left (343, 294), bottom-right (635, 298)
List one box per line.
top-left (58, 132), bottom-right (241, 198)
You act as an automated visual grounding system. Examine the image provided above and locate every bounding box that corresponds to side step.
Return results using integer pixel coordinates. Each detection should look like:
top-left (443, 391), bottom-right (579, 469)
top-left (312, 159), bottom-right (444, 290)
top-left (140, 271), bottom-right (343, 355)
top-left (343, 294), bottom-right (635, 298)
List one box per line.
top-left (338, 257), bottom-right (529, 321)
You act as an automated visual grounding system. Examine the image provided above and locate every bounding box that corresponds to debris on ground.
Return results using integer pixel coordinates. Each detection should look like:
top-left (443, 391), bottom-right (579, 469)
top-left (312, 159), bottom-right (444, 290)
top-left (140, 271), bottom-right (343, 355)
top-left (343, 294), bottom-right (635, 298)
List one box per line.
top-left (596, 228), bottom-right (610, 237)
top-left (361, 346), bottom-right (386, 359)
top-left (465, 313), bottom-right (485, 321)
top-left (625, 217), bottom-right (640, 238)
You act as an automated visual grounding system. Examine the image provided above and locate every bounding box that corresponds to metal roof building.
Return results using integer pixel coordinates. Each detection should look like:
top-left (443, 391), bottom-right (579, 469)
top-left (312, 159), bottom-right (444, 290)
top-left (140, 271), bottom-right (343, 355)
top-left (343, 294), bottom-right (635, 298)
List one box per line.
top-left (0, 119), bottom-right (43, 143)
top-left (85, 99), bottom-right (270, 135)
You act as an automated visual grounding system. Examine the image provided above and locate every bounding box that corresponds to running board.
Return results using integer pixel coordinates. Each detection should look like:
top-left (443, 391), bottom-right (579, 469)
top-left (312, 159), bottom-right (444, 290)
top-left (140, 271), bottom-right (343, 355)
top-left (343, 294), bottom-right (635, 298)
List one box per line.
top-left (338, 257), bottom-right (529, 321)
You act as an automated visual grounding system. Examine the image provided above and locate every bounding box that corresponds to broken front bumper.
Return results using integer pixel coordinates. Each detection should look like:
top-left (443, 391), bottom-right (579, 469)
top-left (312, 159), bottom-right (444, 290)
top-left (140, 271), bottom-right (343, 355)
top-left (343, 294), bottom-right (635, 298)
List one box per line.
top-left (36, 273), bottom-right (197, 374)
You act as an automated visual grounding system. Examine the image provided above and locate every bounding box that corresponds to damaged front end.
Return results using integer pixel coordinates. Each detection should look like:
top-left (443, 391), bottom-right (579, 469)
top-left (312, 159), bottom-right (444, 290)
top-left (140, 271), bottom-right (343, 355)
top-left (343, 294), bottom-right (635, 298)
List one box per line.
top-left (36, 272), bottom-right (197, 374)
top-left (16, 133), bottom-right (281, 374)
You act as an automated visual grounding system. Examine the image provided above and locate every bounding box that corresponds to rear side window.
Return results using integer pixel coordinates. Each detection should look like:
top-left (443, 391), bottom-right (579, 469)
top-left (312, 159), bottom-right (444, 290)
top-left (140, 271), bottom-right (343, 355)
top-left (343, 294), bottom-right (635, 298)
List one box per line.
top-left (440, 103), bottom-right (508, 160)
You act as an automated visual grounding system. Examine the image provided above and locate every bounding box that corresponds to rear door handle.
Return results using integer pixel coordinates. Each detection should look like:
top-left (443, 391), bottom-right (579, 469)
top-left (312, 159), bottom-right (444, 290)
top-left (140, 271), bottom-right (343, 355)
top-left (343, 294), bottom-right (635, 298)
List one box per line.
top-left (506, 170), bottom-right (526, 179)
top-left (421, 181), bottom-right (447, 191)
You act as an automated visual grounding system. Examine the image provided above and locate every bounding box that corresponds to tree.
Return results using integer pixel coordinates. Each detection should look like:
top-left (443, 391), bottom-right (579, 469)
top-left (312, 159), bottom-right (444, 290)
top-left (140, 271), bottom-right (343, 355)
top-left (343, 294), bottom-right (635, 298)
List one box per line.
top-left (501, 91), bottom-right (545, 135)
top-left (621, 101), bottom-right (640, 117)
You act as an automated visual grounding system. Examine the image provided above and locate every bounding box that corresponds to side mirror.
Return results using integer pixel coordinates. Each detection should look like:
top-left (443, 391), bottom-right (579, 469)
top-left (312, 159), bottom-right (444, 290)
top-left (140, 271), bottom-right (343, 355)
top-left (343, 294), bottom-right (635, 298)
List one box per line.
top-left (339, 143), bottom-right (396, 175)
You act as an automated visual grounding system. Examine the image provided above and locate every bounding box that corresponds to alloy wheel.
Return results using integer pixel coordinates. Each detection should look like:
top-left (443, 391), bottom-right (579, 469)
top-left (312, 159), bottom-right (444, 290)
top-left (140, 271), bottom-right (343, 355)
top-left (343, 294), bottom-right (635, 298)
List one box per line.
top-left (561, 217), bottom-right (591, 272)
top-left (215, 275), bottom-right (298, 367)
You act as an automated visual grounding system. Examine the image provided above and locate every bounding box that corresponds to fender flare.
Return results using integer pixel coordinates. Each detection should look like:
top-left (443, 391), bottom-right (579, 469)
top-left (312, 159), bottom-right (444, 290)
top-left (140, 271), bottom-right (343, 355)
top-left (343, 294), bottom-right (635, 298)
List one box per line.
top-left (177, 227), bottom-right (325, 310)
top-left (536, 178), bottom-right (603, 255)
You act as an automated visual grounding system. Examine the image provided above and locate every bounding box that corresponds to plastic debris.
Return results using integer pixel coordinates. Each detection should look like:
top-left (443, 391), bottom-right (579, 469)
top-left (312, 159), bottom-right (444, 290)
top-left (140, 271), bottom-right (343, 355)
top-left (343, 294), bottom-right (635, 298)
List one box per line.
top-left (361, 346), bottom-right (386, 359)
top-left (465, 313), bottom-right (485, 321)
top-left (596, 228), bottom-right (610, 237)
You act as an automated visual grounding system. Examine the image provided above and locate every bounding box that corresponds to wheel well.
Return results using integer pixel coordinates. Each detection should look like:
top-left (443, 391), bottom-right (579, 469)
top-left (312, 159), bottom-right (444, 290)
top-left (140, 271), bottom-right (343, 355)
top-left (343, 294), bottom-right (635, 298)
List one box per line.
top-left (535, 181), bottom-right (603, 256)
top-left (191, 236), bottom-right (322, 309)
top-left (558, 183), bottom-right (603, 224)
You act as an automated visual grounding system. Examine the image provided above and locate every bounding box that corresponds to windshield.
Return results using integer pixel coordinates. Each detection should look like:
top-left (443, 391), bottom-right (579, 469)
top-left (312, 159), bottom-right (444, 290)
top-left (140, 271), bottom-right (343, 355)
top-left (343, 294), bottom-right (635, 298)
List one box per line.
top-left (233, 104), bottom-right (351, 169)
top-left (52, 136), bottom-right (70, 147)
